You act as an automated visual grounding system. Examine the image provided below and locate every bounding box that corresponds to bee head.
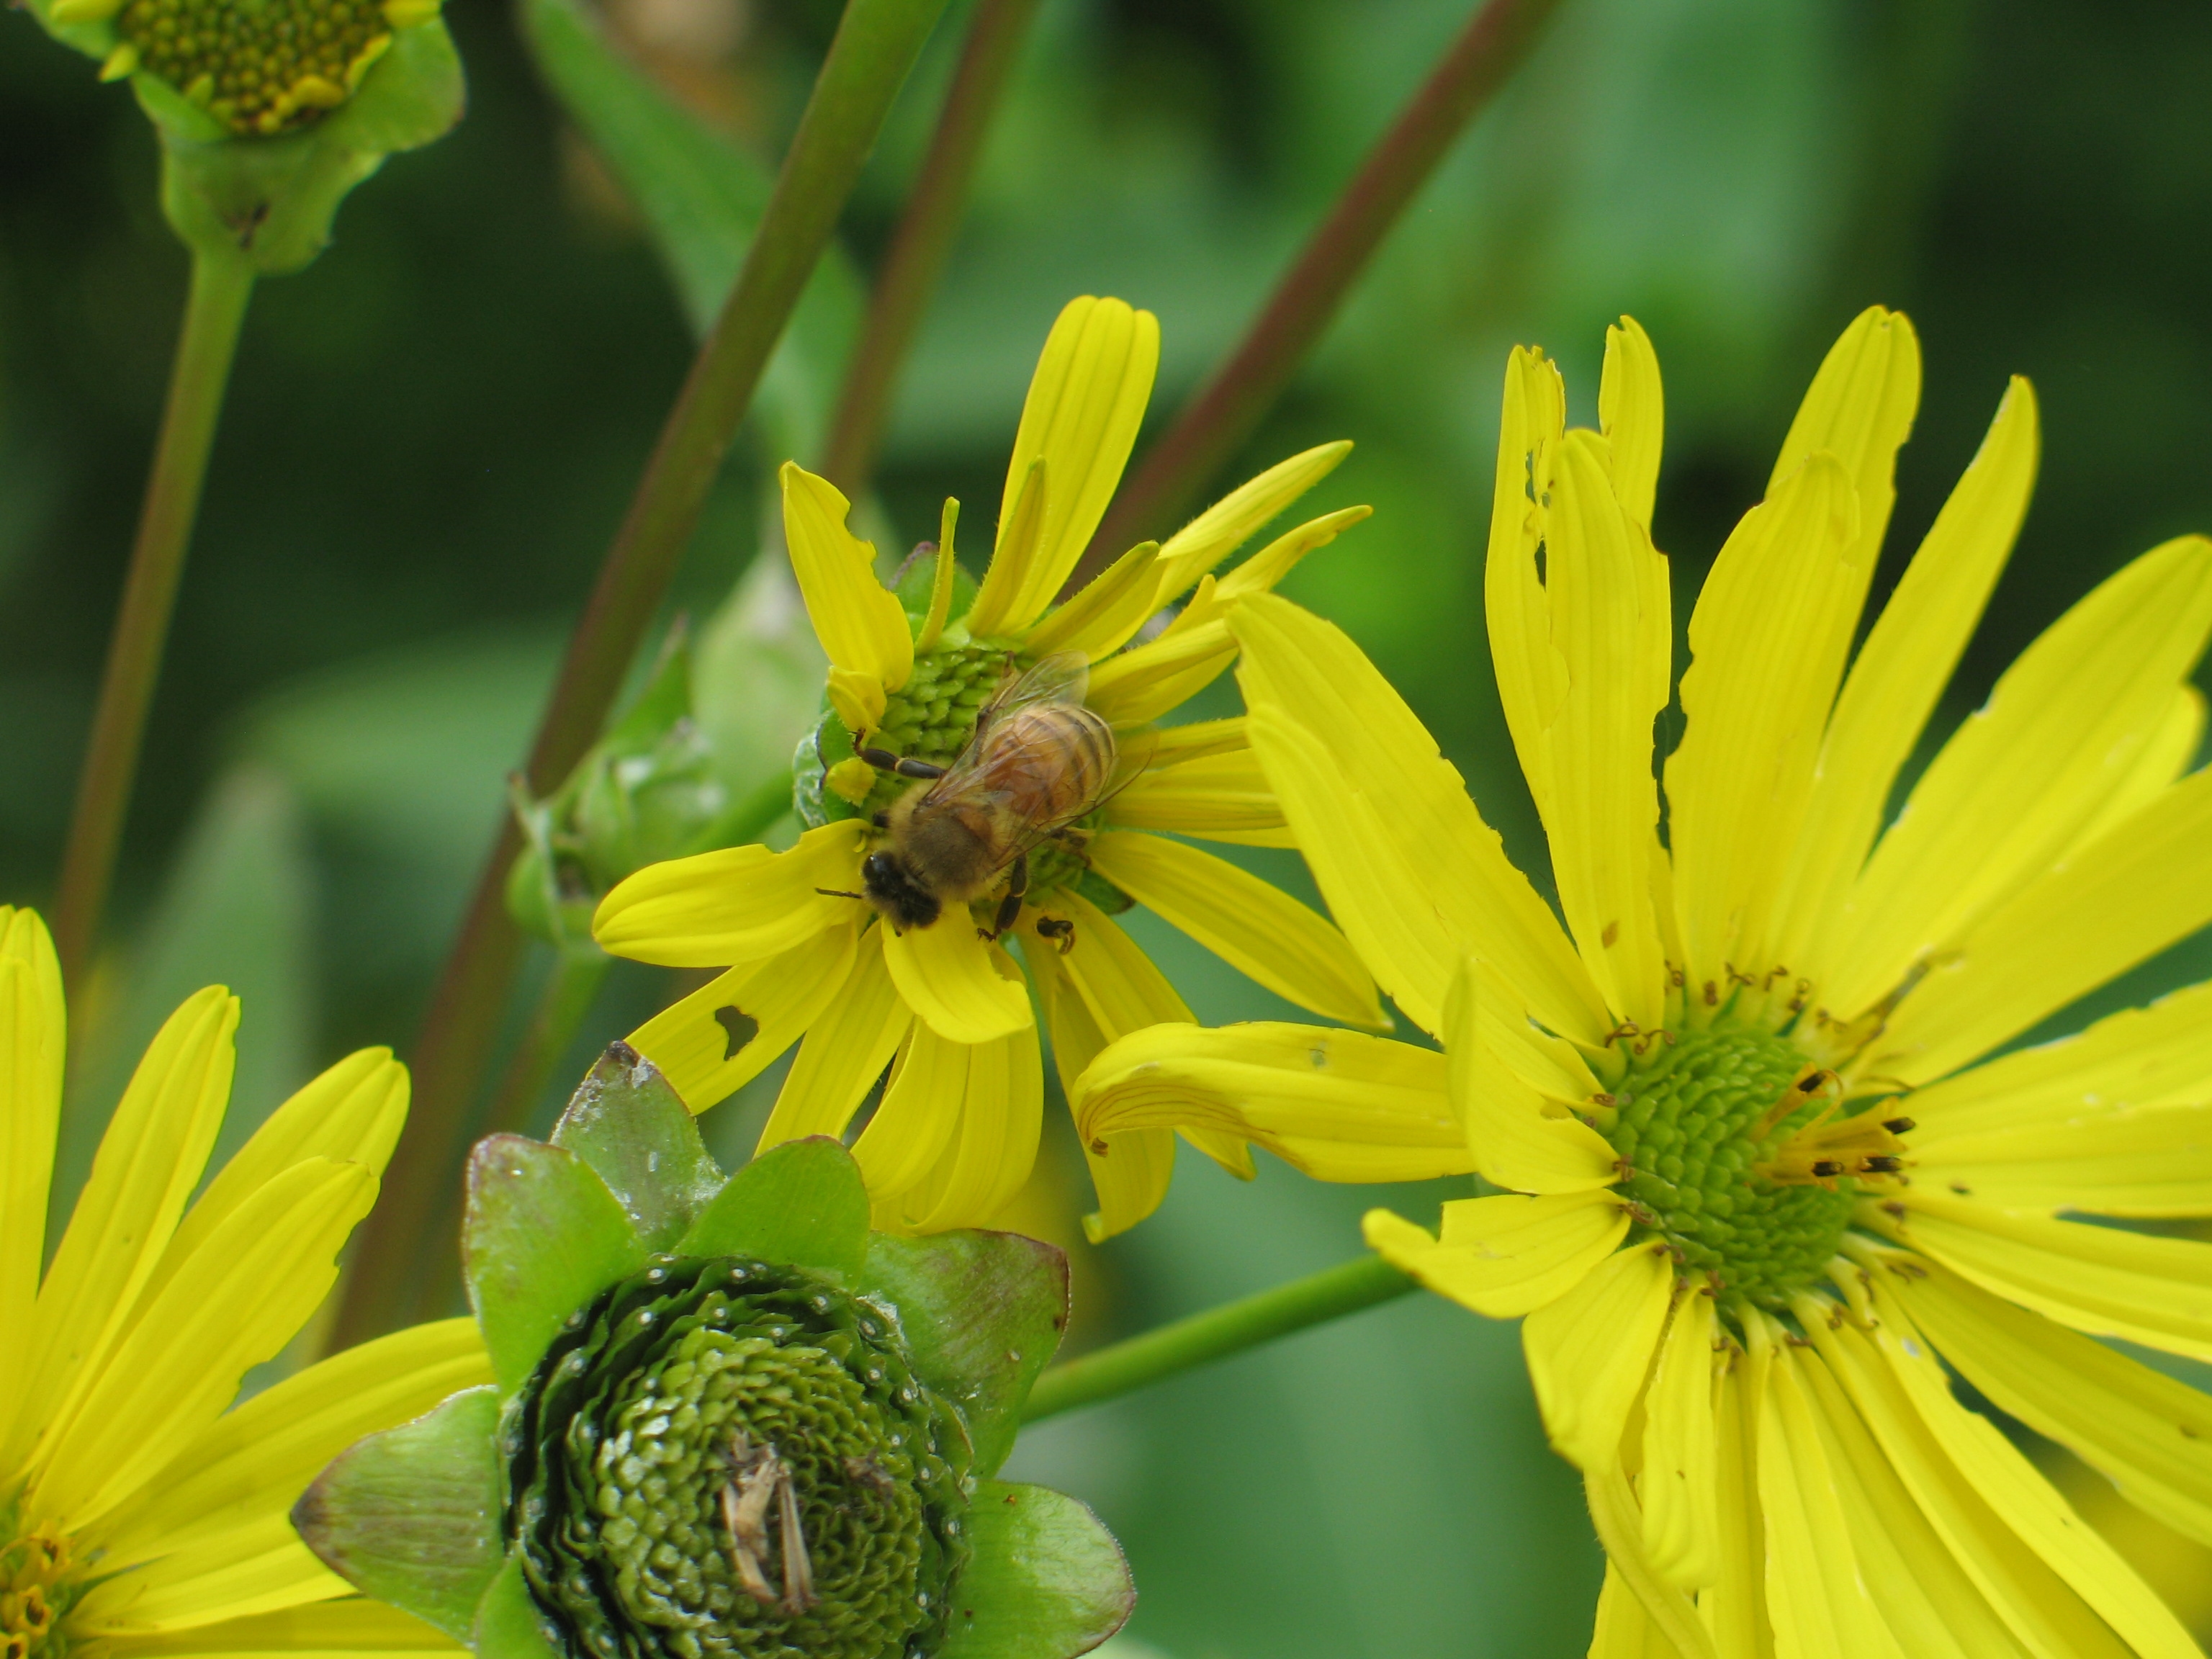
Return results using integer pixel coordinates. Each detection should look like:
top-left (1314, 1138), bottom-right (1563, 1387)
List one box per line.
top-left (861, 851), bottom-right (941, 932)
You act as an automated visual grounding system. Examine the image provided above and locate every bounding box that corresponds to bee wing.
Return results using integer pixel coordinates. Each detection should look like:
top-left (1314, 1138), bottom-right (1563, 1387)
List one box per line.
top-left (924, 651), bottom-right (1094, 806)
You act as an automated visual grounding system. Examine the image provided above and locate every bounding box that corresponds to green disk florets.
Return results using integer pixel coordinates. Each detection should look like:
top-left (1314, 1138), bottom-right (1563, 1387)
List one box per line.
top-left (1606, 1030), bottom-right (1857, 1308)
top-left (115, 0), bottom-right (395, 135)
top-left (503, 1254), bottom-right (971, 1659)
top-left (796, 646), bottom-right (1009, 830)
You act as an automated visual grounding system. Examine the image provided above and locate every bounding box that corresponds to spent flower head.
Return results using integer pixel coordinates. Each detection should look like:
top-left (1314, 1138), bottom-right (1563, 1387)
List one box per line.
top-left (592, 295), bottom-right (1386, 1241)
top-left (1074, 309), bottom-right (2212, 1650)
top-left (0, 904), bottom-right (493, 1659)
top-left (293, 1043), bottom-right (1133, 1659)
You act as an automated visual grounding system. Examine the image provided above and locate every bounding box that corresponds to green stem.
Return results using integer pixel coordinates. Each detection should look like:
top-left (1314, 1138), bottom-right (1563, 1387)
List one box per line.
top-left (1064, 0), bottom-right (1563, 594)
top-left (53, 248), bottom-right (255, 989)
top-left (820, 0), bottom-right (1041, 495)
top-left (333, 0), bottom-right (948, 1349)
top-left (476, 949), bottom-right (615, 1140)
top-left (1022, 1254), bottom-right (1414, 1424)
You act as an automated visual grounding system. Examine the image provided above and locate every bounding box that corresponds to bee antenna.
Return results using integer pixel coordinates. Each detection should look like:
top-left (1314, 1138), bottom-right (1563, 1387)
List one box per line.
top-left (815, 887), bottom-right (866, 900)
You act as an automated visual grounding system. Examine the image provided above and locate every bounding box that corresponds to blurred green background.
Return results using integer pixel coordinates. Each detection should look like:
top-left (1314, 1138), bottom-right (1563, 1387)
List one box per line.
top-left (8, 0), bottom-right (2212, 1652)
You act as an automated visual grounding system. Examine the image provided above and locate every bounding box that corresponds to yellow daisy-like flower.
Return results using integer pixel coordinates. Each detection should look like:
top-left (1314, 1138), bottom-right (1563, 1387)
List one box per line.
top-left (593, 294), bottom-right (1386, 1241)
top-left (0, 906), bottom-right (491, 1659)
top-left (1075, 310), bottom-right (2212, 1655)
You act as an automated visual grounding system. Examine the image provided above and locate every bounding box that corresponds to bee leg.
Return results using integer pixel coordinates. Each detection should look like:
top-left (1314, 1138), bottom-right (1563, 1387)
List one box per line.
top-left (1035, 916), bottom-right (1076, 955)
top-left (983, 852), bottom-right (1028, 943)
top-left (858, 746), bottom-right (945, 780)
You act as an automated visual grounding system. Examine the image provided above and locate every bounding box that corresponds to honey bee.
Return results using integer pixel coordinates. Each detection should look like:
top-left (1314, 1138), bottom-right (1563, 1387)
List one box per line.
top-left (832, 652), bottom-right (1120, 948)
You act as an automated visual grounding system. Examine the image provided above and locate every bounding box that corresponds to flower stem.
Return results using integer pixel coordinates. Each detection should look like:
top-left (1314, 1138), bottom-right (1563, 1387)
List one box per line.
top-left (333, 0), bottom-right (949, 1348)
top-left (820, 0), bottom-right (1042, 495)
top-left (52, 248), bottom-right (255, 989)
top-left (1063, 0), bottom-right (1563, 594)
top-left (1022, 1253), bottom-right (1414, 1424)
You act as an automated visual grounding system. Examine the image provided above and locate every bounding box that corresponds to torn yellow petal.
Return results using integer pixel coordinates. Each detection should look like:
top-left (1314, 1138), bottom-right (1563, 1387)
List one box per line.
top-left (1597, 316), bottom-right (1664, 533)
top-left (1102, 745), bottom-right (1290, 845)
top-left (1665, 450), bottom-right (1862, 1000)
top-left (1858, 762), bottom-right (2212, 1086)
top-left (1822, 533), bottom-right (2212, 1022)
top-left (1085, 831), bottom-right (1384, 1028)
top-left (779, 463), bottom-right (911, 691)
top-left (757, 928), bottom-right (909, 1147)
top-left (2063, 683), bottom-right (2205, 858)
top-left (1637, 1290), bottom-right (1719, 1589)
top-left (1538, 429), bottom-right (1670, 1029)
top-left (825, 665), bottom-right (887, 738)
top-left (1074, 1020), bottom-right (1465, 1188)
top-left (1869, 1192), bottom-right (2212, 1362)
top-left (1443, 960), bottom-right (1615, 1195)
top-left (1365, 1190), bottom-right (1624, 1319)
top-left (1235, 594), bottom-right (1607, 1044)
top-left (34, 1157), bottom-right (377, 1532)
top-left (1082, 617), bottom-right (1237, 727)
top-left (1484, 344), bottom-right (1569, 817)
top-left (12, 987), bottom-right (235, 1477)
top-left (1152, 440), bottom-right (1353, 608)
top-left (1212, 505), bottom-right (1372, 603)
top-left (883, 915), bottom-right (1031, 1044)
top-left (1523, 1241), bottom-right (1672, 1470)
top-left (979, 297), bottom-right (1159, 633)
top-left (1769, 305), bottom-right (1920, 588)
top-left (1021, 540), bottom-right (1161, 662)
top-left (1768, 377), bottom-right (2038, 983)
top-left (593, 819), bottom-right (865, 968)
top-left (100, 1597), bottom-right (459, 1658)
top-left (878, 1020), bottom-right (1042, 1234)
top-left (0, 909), bottom-right (64, 1449)
top-left (1581, 1460), bottom-right (1719, 1659)
top-left (628, 923), bottom-right (858, 1111)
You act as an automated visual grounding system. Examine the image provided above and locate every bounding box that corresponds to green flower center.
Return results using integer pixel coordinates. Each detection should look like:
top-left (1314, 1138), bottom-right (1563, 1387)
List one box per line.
top-left (503, 1256), bottom-right (970, 1659)
top-left (1604, 1029), bottom-right (1861, 1308)
top-left (0, 1511), bottom-right (85, 1659)
top-left (116, 0), bottom-right (394, 135)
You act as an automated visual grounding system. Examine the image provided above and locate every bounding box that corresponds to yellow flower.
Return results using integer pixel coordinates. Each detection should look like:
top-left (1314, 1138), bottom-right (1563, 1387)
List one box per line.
top-left (593, 294), bottom-right (1385, 1241)
top-left (1074, 309), bottom-right (2212, 1654)
top-left (0, 906), bottom-right (491, 1659)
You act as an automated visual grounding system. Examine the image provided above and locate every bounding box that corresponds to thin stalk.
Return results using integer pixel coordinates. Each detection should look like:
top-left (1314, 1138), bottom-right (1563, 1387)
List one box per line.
top-left (333, 0), bottom-right (950, 1347)
top-left (820, 0), bottom-right (1041, 495)
top-left (53, 248), bottom-right (256, 989)
top-left (475, 950), bottom-right (614, 1141)
top-left (1022, 1253), bottom-right (1414, 1423)
top-left (1065, 0), bottom-right (1563, 593)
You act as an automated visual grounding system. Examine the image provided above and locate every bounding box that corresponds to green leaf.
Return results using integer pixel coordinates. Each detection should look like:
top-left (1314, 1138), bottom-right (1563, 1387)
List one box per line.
top-left (939, 1483), bottom-right (1134, 1659)
top-left (514, 0), bottom-right (860, 461)
top-left (472, 1555), bottom-right (564, 1659)
top-left (865, 1230), bottom-right (1069, 1475)
top-left (463, 1134), bottom-right (644, 1395)
top-left (549, 1043), bottom-right (723, 1252)
top-left (290, 1385), bottom-right (505, 1640)
top-left (675, 1136), bottom-right (868, 1282)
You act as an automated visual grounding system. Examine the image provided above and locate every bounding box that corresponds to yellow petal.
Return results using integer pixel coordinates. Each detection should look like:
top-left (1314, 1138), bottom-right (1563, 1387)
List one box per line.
top-left (1082, 617), bottom-right (1237, 728)
top-left (1857, 762), bottom-right (2212, 1086)
top-left (1211, 505), bottom-right (1372, 603)
top-left (1046, 889), bottom-right (1190, 1036)
top-left (1906, 974), bottom-right (2212, 1141)
top-left (94, 1318), bottom-right (488, 1565)
top-left (882, 914), bottom-right (1032, 1043)
top-left (1443, 960), bottom-right (1616, 1195)
top-left (1878, 1253), bottom-right (2212, 1548)
top-left (101, 1598), bottom-right (460, 1657)
top-left (1703, 1354), bottom-right (1772, 1659)
top-left (1664, 450), bottom-right (1862, 1002)
top-left (592, 819), bottom-right (866, 967)
top-left (1768, 306), bottom-right (1920, 587)
top-left (1911, 1102), bottom-right (2212, 1216)
top-left (779, 462), bottom-right (911, 690)
top-left (2062, 684), bottom-right (2206, 859)
top-left (12, 987), bottom-right (236, 1477)
top-left (852, 1023), bottom-right (965, 1200)
top-left (1522, 1241), bottom-right (1672, 1469)
top-left (1102, 745), bottom-right (1290, 845)
top-left (1364, 1192), bottom-right (1625, 1318)
top-left (1637, 1290), bottom-right (1719, 1589)
top-left (878, 1020), bottom-right (1042, 1233)
top-left (74, 1524), bottom-right (340, 1635)
top-left (33, 1158), bottom-right (377, 1531)
top-left (912, 498), bottom-right (960, 652)
top-left (0, 909), bottom-right (64, 1449)
top-left (1537, 430), bottom-right (1671, 1029)
top-left (1485, 346), bottom-right (1570, 822)
top-left (971, 297), bottom-right (1159, 634)
top-left (757, 927), bottom-right (910, 1146)
top-left (1869, 1192), bottom-right (2212, 1361)
top-left (1822, 534), bottom-right (2212, 1022)
top-left (627, 923), bottom-right (858, 1111)
top-left (1851, 1284), bottom-right (2201, 1659)
top-left (1085, 831), bottom-right (1384, 1029)
top-left (1022, 540), bottom-right (1161, 662)
top-left (824, 664), bottom-right (887, 737)
top-left (1234, 593), bottom-right (1607, 1045)
top-left (1766, 377), bottom-right (2038, 983)
top-left (1152, 440), bottom-right (1353, 608)
top-left (1597, 316), bottom-right (1664, 532)
top-left (1581, 1461), bottom-right (1719, 1659)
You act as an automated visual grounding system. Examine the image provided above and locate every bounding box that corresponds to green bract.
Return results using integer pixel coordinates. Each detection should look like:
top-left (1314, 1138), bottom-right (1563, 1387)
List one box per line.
top-left (293, 1045), bottom-right (1133, 1659)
